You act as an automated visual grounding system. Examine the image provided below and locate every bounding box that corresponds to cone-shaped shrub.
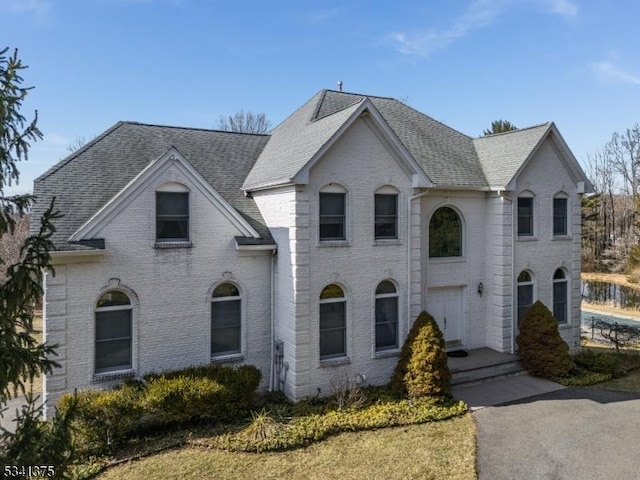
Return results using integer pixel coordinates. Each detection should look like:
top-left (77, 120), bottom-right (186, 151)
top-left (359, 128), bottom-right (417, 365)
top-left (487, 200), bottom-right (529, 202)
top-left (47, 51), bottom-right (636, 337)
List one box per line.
top-left (390, 311), bottom-right (451, 398)
top-left (516, 301), bottom-right (574, 377)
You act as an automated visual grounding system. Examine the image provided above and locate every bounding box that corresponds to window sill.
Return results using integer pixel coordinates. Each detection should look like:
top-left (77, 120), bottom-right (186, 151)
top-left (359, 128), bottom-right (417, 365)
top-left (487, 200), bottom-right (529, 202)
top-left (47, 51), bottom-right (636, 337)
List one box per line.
top-left (318, 240), bottom-right (351, 248)
top-left (320, 356), bottom-right (350, 367)
top-left (155, 241), bottom-right (193, 249)
top-left (516, 236), bottom-right (538, 242)
top-left (375, 349), bottom-right (400, 359)
top-left (552, 235), bottom-right (572, 241)
top-left (373, 239), bottom-right (402, 246)
top-left (93, 369), bottom-right (135, 382)
top-left (428, 256), bottom-right (466, 264)
top-left (211, 353), bottom-right (243, 364)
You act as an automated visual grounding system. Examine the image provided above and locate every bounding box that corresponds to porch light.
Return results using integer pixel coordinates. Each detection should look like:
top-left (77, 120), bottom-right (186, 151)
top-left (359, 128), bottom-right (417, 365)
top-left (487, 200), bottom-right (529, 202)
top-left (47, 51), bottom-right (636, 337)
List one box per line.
top-left (477, 282), bottom-right (484, 297)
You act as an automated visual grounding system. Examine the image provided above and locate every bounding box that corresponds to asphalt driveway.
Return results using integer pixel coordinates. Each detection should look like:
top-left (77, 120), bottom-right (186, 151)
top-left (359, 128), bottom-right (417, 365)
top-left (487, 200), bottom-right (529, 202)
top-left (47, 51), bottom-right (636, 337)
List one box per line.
top-left (474, 388), bottom-right (640, 480)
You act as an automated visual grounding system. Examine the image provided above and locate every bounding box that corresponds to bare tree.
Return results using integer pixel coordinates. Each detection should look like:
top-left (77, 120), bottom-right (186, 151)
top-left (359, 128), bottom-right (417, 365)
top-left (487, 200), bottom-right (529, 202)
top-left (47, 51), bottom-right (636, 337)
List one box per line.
top-left (0, 212), bottom-right (29, 284)
top-left (217, 110), bottom-right (272, 134)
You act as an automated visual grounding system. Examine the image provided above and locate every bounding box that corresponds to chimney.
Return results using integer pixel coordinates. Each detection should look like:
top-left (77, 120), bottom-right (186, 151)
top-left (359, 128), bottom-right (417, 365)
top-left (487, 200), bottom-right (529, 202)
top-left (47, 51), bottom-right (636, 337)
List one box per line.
top-left (337, 80), bottom-right (343, 92)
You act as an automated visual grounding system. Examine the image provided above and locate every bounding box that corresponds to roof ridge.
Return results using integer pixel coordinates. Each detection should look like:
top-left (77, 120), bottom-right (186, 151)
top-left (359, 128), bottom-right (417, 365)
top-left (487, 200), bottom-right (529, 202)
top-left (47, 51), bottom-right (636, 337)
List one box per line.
top-left (119, 121), bottom-right (272, 136)
top-left (324, 89), bottom-right (396, 101)
top-left (476, 122), bottom-right (551, 140)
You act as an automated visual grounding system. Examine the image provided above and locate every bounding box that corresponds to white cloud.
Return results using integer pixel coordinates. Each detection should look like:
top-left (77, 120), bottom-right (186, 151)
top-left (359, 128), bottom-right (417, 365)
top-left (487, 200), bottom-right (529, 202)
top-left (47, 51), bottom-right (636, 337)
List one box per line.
top-left (390, 0), bottom-right (579, 58)
top-left (588, 61), bottom-right (640, 86)
top-left (44, 132), bottom-right (70, 147)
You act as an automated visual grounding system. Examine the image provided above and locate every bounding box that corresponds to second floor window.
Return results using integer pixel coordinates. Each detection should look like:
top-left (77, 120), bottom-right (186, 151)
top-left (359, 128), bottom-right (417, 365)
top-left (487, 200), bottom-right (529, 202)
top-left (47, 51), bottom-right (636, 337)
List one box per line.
top-left (517, 197), bottom-right (534, 236)
top-left (319, 192), bottom-right (345, 241)
top-left (374, 194), bottom-right (398, 239)
top-left (156, 191), bottom-right (189, 242)
top-left (553, 197), bottom-right (568, 235)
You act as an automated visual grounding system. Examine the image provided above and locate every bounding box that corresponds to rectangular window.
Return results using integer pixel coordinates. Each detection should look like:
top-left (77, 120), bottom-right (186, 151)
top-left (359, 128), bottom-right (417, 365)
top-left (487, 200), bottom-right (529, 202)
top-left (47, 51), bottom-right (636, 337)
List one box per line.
top-left (375, 296), bottom-right (398, 350)
top-left (319, 193), bottom-right (345, 241)
top-left (95, 309), bottom-right (132, 374)
top-left (375, 194), bottom-right (398, 239)
top-left (553, 281), bottom-right (568, 323)
top-left (319, 301), bottom-right (346, 359)
top-left (211, 299), bottom-right (241, 356)
top-left (156, 192), bottom-right (189, 241)
top-left (517, 197), bottom-right (533, 236)
top-left (553, 198), bottom-right (568, 235)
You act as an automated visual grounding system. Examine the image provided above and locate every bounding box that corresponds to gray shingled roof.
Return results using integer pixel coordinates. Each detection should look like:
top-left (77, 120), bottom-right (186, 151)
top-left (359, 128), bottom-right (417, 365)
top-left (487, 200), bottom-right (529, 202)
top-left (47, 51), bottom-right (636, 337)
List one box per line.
top-left (244, 90), bottom-right (488, 190)
top-left (32, 123), bottom-right (272, 250)
top-left (473, 123), bottom-right (551, 188)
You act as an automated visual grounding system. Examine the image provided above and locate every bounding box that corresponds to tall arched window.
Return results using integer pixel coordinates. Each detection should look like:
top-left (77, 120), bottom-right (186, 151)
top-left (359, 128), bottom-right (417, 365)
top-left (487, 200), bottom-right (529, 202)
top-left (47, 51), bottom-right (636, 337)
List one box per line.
top-left (95, 291), bottom-right (132, 374)
top-left (553, 194), bottom-right (568, 236)
top-left (211, 283), bottom-right (241, 357)
top-left (429, 207), bottom-right (462, 257)
top-left (517, 271), bottom-right (534, 325)
top-left (319, 284), bottom-right (346, 360)
top-left (553, 269), bottom-right (568, 323)
top-left (319, 184), bottom-right (347, 241)
top-left (375, 280), bottom-right (399, 351)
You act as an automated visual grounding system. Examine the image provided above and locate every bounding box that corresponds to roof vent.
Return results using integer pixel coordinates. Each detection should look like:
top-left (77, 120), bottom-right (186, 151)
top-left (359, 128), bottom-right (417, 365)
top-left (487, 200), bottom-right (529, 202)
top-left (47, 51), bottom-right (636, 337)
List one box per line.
top-left (337, 80), bottom-right (343, 92)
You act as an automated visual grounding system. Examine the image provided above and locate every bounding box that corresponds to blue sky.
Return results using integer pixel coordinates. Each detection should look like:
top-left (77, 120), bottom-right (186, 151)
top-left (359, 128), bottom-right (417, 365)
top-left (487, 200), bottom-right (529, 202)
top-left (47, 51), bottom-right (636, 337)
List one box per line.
top-left (4, 0), bottom-right (640, 195)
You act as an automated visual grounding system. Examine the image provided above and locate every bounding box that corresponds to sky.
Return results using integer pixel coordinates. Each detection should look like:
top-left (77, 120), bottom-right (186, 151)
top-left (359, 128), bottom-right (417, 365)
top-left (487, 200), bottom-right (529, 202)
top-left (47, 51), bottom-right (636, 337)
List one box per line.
top-left (4, 0), bottom-right (640, 195)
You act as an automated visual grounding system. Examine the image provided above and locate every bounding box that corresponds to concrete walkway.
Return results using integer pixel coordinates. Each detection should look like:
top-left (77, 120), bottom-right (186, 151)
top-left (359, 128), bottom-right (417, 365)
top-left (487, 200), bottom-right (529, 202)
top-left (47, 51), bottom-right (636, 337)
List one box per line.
top-left (452, 373), bottom-right (566, 410)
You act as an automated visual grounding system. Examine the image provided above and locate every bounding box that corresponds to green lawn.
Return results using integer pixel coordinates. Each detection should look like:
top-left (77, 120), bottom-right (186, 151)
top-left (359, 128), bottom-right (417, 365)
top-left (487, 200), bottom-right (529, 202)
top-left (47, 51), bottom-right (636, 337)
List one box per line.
top-left (95, 414), bottom-right (476, 480)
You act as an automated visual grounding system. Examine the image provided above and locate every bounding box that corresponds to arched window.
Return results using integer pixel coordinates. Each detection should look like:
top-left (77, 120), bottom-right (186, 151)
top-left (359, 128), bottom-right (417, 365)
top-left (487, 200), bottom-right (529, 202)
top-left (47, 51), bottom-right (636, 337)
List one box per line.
top-left (319, 284), bottom-right (346, 360)
top-left (95, 291), bottom-right (132, 374)
top-left (156, 183), bottom-right (190, 243)
top-left (429, 207), bottom-right (462, 257)
top-left (553, 269), bottom-right (568, 323)
top-left (374, 186), bottom-right (398, 240)
top-left (375, 280), bottom-right (399, 351)
top-left (517, 192), bottom-right (535, 236)
top-left (517, 271), bottom-right (534, 325)
top-left (211, 283), bottom-right (241, 357)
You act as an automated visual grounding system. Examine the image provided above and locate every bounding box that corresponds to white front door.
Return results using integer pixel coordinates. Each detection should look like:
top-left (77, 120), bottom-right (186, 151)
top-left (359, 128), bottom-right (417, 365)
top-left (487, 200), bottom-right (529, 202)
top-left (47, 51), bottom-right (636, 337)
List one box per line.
top-left (427, 287), bottom-right (464, 346)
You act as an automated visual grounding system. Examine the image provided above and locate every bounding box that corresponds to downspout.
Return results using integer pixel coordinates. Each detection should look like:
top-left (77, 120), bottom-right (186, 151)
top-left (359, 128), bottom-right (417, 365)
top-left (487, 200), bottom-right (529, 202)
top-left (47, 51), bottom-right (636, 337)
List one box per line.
top-left (407, 189), bottom-right (430, 334)
top-left (269, 248), bottom-right (276, 391)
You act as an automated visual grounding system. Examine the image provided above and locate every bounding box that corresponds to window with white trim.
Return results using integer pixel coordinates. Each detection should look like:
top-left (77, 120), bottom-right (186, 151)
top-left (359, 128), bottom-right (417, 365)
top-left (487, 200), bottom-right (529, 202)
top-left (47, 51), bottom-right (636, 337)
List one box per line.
top-left (319, 192), bottom-right (346, 241)
top-left (517, 270), bottom-right (534, 325)
top-left (156, 185), bottom-right (189, 242)
top-left (374, 193), bottom-right (398, 239)
top-left (553, 269), bottom-right (568, 323)
top-left (553, 197), bottom-right (568, 236)
top-left (211, 283), bottom-right (241, 357)
top-left (375, 280), bottom-right (398, 351)
top-left (319, 284), bottom-right (346, 360)
top-left (429, 207), bottom-right (462, 257)
top-left (517, 196), bottom-right (534, 236)
top-left (95, 291), bottom-right (132, 374)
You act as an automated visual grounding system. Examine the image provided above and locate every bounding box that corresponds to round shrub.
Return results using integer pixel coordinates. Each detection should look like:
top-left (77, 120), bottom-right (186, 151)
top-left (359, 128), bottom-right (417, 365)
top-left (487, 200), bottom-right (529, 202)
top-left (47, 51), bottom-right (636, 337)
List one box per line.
top-left (573, 349), bottom-right (620, 376)
top-left (516, 301), bottom-right (574, 378)
top-left (389, 311), bottom-right (451, 398)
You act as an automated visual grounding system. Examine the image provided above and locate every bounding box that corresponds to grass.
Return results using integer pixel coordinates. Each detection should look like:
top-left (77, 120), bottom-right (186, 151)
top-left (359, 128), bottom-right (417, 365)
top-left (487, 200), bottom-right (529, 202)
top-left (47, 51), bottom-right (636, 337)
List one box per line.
top-left (95, 414), bottom-right (476, 480)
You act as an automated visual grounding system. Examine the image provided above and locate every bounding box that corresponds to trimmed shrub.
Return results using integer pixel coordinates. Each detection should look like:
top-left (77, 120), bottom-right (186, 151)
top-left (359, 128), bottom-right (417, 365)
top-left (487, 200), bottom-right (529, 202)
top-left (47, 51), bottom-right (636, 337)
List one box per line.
top-left (573, 349), bottom-right (620, 376)
top-left (516, 301), bottom-right (574, 378)
top-left (57, 383), bottom-right (144, 456)
top-left (389, 311), bottom-right (451, 398)
top-left (143, 375), bottom-right (230, 424)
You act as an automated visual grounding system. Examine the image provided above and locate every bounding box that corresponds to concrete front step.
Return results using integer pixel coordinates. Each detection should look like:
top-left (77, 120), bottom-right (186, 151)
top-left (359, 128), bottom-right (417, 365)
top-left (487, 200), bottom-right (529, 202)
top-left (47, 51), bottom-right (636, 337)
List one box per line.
top-left (448, 347), bottom-right (526, 387)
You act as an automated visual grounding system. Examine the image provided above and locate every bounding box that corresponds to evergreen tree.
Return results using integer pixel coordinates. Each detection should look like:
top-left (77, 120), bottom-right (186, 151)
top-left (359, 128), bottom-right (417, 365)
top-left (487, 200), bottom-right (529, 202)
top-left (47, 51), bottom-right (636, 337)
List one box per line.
top-left (483, 119), bottom-right (517, 135)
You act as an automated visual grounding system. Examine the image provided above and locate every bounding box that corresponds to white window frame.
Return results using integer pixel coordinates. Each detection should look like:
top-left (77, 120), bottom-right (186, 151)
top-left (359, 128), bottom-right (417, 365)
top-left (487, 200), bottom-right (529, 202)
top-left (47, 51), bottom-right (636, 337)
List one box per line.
top-left (155, 182), bottom-right (191, 247)
top-left (553, 268), bottom-right (569, 324)
top-left (319, 184), bottom-right (349, 245)
top-left (517, 270), bottom-right (535, 326)
top-left (319, 284), bottom-right (348, 361)
top-left (211, 282), bottom-right (243, 359)
top-left (517, 193), bottom-right (535, 237)
top-left (374, 280), bottom-right (399, 352)
top-left (552, 193), bottom-right (569, 237)
top-left (94, 290), bottom-right (133, 375)
top-left (374, 186), bottom-right (399, 241)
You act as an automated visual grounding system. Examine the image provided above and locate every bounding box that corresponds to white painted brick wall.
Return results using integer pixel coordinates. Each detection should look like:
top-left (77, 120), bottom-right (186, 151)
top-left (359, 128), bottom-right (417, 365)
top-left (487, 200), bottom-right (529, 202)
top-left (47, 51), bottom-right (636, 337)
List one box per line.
top-left (44, 169), bottom-right (272, 411)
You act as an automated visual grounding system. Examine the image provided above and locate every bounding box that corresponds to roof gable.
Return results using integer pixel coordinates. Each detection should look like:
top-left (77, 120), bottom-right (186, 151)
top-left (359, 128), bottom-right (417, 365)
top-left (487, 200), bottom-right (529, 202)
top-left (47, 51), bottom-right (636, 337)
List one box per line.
top-left (70, 147), bottom-right (261, 242)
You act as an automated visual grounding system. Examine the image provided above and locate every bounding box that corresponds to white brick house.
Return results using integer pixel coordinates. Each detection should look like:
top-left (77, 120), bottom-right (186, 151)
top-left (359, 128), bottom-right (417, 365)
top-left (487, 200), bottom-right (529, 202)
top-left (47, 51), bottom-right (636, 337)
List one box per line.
top-left (32, 90), bottom-right (592, 408)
